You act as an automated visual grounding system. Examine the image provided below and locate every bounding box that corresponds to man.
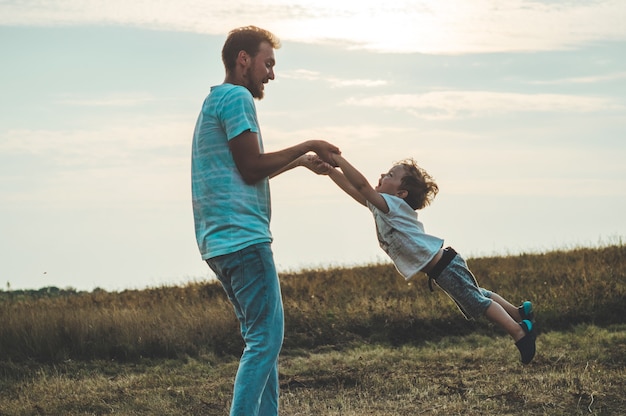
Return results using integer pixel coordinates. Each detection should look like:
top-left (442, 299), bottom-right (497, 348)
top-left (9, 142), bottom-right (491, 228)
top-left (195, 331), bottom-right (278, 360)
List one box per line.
top-left (191, 26), bottom-right (339, 416)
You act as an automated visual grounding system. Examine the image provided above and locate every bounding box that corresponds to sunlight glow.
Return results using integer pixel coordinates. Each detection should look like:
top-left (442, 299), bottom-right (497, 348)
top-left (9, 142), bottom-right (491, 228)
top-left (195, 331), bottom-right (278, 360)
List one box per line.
top-left (1, 0), bottom-right (625, 54)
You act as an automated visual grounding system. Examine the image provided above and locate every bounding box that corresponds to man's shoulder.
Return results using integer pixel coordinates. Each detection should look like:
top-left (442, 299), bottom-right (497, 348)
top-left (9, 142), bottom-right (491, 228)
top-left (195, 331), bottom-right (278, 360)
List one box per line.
top-left (206, 84), bottom-right (255, 116)
top-left (211, 83), bottom-right (252, 100)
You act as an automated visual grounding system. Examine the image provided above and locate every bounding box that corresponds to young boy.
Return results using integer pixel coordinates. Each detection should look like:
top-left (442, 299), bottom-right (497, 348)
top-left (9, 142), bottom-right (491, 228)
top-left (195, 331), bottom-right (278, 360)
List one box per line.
top-left (321, 153), bottom-right (536, 364)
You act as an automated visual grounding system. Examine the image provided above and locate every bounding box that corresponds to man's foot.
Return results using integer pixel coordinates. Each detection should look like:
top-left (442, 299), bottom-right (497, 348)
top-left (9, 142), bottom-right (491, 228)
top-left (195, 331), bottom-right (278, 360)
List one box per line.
top-left (518, 301), bottom-right (534, 321)
top-left (516, 319), bottom-right (536, 364)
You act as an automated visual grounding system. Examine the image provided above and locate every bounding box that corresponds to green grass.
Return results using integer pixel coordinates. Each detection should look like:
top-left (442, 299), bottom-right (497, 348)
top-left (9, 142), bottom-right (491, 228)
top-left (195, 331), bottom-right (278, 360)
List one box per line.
top-left (1, 244), bottom-right (625, 414)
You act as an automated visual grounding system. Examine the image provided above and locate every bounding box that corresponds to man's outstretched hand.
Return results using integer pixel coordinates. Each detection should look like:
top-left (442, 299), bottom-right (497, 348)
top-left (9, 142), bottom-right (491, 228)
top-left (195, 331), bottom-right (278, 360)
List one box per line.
top-left (308, 140), bottom-right (340, 167)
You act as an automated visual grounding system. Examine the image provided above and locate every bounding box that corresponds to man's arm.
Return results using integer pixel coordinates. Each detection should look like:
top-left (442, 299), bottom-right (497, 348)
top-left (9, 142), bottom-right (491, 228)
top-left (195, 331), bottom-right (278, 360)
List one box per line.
top-left (331, 154), bottom-right (389, 213)
top-left (268, 155), bottom-right (304, 179)
top-left (271, 154), bottom-right (337, 179)
top-left (229, 130), bottom-right (339, 184)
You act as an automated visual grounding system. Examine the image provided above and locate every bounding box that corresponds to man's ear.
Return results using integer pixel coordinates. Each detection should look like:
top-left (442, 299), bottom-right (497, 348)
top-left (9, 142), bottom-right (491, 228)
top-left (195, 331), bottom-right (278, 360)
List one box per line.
top-left (237, 50), bottom-right (250, 66)
top-left (397, 189), bottom-right (408, 199)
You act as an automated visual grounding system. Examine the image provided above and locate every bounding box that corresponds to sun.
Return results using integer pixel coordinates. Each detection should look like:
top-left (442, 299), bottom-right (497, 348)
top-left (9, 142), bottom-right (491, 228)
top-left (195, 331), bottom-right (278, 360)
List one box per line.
top-left (267, 0), bottom-right (472, 54)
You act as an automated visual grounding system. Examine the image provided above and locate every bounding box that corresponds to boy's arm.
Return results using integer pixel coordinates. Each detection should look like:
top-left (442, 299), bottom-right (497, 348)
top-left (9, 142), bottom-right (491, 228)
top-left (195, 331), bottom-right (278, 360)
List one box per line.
top-left (331, 154), bottom-right (389, 213)
top-left (298, 155), bottom-right (368, 206)
top-left (327, 168), bottom-right (368, 206)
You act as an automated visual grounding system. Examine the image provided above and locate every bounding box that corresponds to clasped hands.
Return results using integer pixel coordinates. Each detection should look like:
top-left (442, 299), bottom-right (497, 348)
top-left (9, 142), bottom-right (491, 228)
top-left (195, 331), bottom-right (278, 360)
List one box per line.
top-left (300, 153), bottom-right (338, 175)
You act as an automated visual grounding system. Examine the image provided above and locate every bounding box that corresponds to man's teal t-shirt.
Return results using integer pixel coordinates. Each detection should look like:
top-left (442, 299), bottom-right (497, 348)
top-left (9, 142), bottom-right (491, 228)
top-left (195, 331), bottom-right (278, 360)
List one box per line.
top-left (191, 84), bottom-right (272, 260)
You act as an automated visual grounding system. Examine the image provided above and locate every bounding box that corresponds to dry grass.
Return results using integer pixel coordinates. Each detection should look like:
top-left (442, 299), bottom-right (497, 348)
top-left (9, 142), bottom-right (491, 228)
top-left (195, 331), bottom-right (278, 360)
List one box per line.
top-left (0, 244), bottom-right (625, 414)
top-left (279, 325), bottom-right (626, 415)
top-left (1, 325), bottom-right (624, 415)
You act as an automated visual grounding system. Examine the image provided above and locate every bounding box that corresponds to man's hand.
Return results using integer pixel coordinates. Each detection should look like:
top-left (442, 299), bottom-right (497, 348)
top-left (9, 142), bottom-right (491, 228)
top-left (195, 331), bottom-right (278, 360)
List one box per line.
top-left (308, 140), bottom-right (341, 167)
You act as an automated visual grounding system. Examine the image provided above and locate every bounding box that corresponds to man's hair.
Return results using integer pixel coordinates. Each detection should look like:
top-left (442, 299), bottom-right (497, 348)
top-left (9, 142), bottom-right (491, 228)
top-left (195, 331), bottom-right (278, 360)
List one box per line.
top-left (222, 26), bottom-right (281, 72)
top-left (396, 158), bottom-right (439, 210)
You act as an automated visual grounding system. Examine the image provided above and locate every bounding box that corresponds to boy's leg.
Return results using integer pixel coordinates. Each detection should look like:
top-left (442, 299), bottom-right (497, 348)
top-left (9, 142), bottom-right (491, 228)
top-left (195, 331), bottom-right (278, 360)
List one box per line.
top-left (489, 292), bottom-right (522, 321)
top-left (484, 302), bottom-right (536, 364)
top-left (489, 292), bottom-right (534, 322)
top-left (435, 255), bottom-right (536, 364)
top-left (484, 301), bottom-right (525, 341)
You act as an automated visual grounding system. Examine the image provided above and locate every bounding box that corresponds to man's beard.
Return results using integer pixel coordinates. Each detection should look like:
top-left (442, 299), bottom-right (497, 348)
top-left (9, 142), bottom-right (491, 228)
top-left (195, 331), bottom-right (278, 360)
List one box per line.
top-left (245, 69), bottom-right (264, 99)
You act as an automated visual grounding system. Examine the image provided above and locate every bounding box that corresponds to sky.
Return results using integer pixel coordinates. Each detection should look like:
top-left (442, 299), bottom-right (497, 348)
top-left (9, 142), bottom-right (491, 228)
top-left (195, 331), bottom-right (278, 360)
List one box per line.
top-left (1, 0), bottom-right (625, 292)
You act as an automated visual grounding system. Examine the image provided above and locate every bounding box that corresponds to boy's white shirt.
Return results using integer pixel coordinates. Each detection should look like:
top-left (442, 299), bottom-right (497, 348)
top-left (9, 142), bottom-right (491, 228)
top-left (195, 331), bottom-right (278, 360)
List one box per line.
top-left (367, 193), bottom-right (444, 280)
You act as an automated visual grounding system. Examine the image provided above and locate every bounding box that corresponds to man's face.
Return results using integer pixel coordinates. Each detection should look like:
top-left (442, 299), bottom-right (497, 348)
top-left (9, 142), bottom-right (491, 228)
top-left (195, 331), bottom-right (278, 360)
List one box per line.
top-left (244, 41), bottom-right (276, 99)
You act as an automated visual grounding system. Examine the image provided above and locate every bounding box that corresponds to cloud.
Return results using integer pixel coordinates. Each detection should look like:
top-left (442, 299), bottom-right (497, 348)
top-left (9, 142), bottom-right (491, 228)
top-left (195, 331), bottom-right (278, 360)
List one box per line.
top-left (2, 0), bottom-right (625, 54)
top-left (529, 71), bottom-right (626, 85)
top-left (344, 91), bottom-right (623, 120)
top-left (1, 119), bottom-right (189, 166)
top-left (280, 69), bottom-right (322, 81)
top-left (280, 69), bottom-right (388, 88)
top-left (56, 93), bottom-right (157, 107)
top-left (0, 117), bottom-right (193, 206)
top-left (329, 78), bottom-right (388, 88)
top-left (262, 123), bottom-right (415, 151)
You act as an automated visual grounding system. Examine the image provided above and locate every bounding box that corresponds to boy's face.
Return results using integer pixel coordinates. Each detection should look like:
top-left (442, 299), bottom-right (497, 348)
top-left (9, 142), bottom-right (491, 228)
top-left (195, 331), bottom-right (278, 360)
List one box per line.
top-left (375, 165), bottom-right (406, 197)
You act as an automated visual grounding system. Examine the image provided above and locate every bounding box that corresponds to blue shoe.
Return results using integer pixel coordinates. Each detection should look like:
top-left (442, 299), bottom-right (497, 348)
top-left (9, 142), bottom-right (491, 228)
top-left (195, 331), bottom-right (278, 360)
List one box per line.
top-left (518, 301), bottom-right (534, 321)
top-left (516, 319), bottom-right (536, 364)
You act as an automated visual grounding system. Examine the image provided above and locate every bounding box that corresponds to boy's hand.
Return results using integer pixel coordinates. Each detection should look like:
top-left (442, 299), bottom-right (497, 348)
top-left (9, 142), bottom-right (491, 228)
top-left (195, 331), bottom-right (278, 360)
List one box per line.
top-left (328, 151), bottom-right (340, 167)
top-left (301, 154), bottom-right (333, 175)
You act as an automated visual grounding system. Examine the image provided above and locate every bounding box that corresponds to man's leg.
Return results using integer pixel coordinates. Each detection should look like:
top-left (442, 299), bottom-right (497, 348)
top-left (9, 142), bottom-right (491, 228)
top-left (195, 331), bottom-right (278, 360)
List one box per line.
top-left (258, 358), bottom-right (280, 415)
top-left (208, 243), bottom-right (284, 416)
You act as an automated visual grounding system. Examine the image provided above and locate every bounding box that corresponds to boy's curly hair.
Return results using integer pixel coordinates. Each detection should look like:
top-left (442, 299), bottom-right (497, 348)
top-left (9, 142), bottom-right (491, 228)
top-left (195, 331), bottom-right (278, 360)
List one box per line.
top-left (396, 158), bottom-right (439, 210)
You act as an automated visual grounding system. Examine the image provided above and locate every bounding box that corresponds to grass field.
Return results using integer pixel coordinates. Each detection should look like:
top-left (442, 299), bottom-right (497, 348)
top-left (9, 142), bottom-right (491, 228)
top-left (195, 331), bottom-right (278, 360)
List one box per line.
top-left (1, 244), bottom-right (625, 415)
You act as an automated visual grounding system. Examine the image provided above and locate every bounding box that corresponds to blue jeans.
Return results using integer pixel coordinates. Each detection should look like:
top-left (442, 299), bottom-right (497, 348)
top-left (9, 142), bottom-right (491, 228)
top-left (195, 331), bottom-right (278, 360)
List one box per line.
top-left (206, 243), bottom-right (284, 416)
